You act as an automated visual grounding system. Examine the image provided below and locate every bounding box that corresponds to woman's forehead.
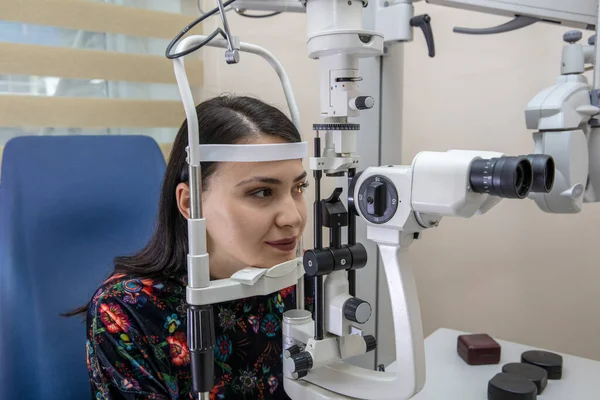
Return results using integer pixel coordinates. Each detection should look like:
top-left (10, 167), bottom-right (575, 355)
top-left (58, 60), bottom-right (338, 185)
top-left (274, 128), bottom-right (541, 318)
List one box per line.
top-left (218, 158), bottom-right (305, 181)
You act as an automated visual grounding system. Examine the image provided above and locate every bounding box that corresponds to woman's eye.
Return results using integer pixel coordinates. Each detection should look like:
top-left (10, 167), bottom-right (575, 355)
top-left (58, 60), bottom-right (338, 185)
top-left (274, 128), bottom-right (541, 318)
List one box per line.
top-left (250, 181), bottom-right (309, 198)
top-left (296, 181), bottom-right (310, 194)
top-left (251, 188), bottom-right (273, 198)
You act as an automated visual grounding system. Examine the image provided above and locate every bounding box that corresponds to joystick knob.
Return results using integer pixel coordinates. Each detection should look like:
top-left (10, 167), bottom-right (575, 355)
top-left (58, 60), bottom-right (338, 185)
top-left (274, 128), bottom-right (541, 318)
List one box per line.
top-left (290, 351), bottom-right (313, 379)
top-left (343, 297), bottom-right (372, 324)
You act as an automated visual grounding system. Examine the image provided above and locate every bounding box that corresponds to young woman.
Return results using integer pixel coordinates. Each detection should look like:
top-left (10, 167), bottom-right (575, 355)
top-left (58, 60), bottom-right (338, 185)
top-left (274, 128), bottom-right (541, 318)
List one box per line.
top-left (77, 95), bottom-right (311, 399)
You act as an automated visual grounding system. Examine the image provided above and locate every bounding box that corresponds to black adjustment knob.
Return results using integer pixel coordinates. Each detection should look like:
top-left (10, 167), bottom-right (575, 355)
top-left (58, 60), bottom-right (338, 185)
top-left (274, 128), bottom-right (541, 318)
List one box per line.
top-left (354, 96), bottom-right (375, 110)
top-left (346, 243), bottom-right (368, 271)
top-left (303, 249), bottom-right (334, 277)
top-left (364, 335), bottom-right (377, 353)
top-left (295, 370), bottom-right (308, 379)
top-left (366, 181), bottom-right (387, 217)
top-left (329, 246), bottom-right (352, 271)
top-left (343, 297), bottom-right (372, 324)
top-left (357, 175), bottom-right (399, 224)
top-left (589, 34), bottom-right (597, 45)
top-left (304, 244), bottom-right (369, 276)
top-left (290, 351), bottom-right (313, 379)
top-left (284, 344), bottom-right (302, 359)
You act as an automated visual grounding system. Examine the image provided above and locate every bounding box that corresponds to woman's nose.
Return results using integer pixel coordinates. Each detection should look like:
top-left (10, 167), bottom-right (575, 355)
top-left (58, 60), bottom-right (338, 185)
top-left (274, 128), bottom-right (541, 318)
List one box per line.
top-left (276, 195), bottom-right (304, 228)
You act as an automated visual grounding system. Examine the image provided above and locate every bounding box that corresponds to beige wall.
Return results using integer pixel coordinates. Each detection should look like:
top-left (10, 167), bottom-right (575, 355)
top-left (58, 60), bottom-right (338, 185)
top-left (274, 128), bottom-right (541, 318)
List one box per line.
top-left (403, 3), bottom-right (600, 360)
top-left (195, 1), bottom-right (600, 361)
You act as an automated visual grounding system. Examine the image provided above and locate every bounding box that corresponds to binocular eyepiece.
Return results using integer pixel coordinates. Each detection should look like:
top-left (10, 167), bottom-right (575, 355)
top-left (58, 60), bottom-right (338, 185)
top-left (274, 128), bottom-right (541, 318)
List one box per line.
top-left (469, 154), bottom-right (555, 199)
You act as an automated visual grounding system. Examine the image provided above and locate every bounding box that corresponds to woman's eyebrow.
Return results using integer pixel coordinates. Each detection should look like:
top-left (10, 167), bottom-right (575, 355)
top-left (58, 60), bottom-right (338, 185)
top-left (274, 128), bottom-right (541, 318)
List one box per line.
top-left (236, 171), bottom-right (307, 187)
top-left (295, 171), bottom-right (308, 182)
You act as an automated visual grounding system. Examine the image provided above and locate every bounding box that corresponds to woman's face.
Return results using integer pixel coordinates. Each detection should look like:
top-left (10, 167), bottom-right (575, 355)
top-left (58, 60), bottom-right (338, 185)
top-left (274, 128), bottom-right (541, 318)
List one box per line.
top-left (177, 136), bottom-right (308, 279)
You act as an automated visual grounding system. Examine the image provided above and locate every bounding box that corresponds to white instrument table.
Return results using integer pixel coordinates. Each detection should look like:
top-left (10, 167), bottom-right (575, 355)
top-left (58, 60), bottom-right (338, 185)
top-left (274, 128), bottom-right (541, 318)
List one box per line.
top-left (393, 328), bottom-right (600, 399)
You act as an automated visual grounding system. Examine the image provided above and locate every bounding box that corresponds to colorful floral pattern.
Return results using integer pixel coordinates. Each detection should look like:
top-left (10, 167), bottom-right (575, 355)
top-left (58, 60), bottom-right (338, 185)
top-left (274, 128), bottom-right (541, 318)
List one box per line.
top-left (87, 273), bottom-right (314, 399)
top-left (99, 302), bottom-right (131, 333)
top-left (167, 331), bottom-right (191, 366)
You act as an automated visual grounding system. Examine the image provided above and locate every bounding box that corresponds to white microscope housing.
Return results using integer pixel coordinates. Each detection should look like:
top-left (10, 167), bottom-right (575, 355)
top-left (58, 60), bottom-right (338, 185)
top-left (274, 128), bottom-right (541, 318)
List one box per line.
top-left (281, 149), bottom-right (554, 400)
top-left (525, 30), bottom-right (600, 213)
top-left (353, 149), bottom-right (552, 231)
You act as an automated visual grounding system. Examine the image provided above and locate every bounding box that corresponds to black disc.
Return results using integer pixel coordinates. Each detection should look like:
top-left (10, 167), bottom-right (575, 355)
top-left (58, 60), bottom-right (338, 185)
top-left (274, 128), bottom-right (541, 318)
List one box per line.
top-left (488, 372), bottom-right (537, 400)
top-left (521, 350), bottom-right (563, 380)
top-left (502, 362), bottom-right (547, 394)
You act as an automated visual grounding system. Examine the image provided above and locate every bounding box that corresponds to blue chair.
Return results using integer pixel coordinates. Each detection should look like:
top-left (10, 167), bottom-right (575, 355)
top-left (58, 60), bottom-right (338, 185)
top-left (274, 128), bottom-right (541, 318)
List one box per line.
top-left (0, 135), bottom-right (167, 399)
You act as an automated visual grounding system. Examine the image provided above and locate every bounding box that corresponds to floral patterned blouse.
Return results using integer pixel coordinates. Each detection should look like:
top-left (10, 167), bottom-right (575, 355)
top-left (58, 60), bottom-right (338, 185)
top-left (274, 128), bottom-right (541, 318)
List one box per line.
top-left (86, 273), bottom-right (315, 400)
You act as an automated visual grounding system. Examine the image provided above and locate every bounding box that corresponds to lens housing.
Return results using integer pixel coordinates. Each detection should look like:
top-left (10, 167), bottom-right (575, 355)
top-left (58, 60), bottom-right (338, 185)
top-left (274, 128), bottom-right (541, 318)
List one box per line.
top-left (523, 154), bottom-right (555, 193)
top-left (469, 156), bottom-right (533, 199)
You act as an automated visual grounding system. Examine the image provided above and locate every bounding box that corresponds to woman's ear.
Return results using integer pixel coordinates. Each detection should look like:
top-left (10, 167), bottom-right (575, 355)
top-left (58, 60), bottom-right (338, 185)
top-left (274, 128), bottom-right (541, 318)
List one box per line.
top-left (176, 182), bottom-right (191, 219)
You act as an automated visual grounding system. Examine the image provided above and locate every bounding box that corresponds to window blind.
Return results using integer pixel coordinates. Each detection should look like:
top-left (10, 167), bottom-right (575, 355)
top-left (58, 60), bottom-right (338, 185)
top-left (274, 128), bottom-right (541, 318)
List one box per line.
top-left (0, 0), bottom-right (204, 164)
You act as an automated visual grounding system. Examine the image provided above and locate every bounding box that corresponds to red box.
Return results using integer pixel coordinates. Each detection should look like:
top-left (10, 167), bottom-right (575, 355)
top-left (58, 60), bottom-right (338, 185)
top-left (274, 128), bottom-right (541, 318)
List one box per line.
top-left (457, 333), bottom-right (501, 365)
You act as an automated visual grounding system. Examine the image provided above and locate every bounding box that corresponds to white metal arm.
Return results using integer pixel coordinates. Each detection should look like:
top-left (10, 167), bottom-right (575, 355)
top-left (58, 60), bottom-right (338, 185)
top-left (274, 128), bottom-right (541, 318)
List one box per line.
top-left (174, 35), bottom-right (301, 168)
top-left (173, 35), bottom-right (305, 306)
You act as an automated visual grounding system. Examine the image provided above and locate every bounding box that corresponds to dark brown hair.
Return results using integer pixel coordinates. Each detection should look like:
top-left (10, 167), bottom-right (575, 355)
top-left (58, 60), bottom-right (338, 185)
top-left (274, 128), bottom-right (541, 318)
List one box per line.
top-left (65, 94), bottom-right (301, 316)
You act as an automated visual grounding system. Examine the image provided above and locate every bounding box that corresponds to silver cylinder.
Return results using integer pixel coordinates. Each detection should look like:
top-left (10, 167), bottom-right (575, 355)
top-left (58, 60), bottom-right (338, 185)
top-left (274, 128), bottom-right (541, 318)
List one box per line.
top-left (283, 309), bottom-right (313, 325)
top-left (295, 238), bottom-right (305, 310)
top-left (189, 164), bottom-right (203, 219)
top-left (295, 275), bottom-right (305, 310)
top-left (199, 392), bottom-right (210, 400)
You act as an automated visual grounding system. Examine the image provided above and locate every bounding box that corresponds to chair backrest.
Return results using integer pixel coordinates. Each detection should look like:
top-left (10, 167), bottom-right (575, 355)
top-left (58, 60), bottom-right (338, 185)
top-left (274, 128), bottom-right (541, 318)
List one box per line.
top-left (0, 135), bottom-right (167, 400)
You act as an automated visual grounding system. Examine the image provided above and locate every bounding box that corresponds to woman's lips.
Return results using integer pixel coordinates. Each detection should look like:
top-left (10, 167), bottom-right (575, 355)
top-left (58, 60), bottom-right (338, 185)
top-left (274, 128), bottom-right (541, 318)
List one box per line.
top-left (266, 238), bottom-right (297, 252)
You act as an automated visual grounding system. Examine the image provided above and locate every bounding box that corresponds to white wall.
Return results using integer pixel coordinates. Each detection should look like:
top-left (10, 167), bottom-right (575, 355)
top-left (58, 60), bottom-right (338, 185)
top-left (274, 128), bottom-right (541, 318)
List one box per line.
top-left (194, 0), bottom-right (600, 363)
top-left (402, 3), bottom-right (600, 361)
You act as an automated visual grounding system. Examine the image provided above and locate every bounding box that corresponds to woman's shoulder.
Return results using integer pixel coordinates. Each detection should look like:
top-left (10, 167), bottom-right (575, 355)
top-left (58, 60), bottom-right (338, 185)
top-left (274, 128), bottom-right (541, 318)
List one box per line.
top-left (86, 273), bottom-right (192, 398)
top-left (87, 272), bottom-right (188, 329)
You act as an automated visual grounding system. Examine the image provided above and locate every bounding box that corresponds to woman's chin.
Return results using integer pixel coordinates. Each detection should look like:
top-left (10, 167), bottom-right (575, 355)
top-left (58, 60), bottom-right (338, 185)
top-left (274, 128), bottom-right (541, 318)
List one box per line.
top-left (255, 253), bottom-right (298, 269)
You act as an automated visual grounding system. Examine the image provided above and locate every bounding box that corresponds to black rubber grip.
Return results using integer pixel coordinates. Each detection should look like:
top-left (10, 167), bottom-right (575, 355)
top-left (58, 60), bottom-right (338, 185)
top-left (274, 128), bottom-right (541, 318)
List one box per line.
top-left (292, 351), bottom-right (314, 374)
top-left (188, 305), bottom-right (216, 393)
top-left (364, 335), bottom-right (377, 353)
top-left (191, 350), bottom-right (214, 393)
